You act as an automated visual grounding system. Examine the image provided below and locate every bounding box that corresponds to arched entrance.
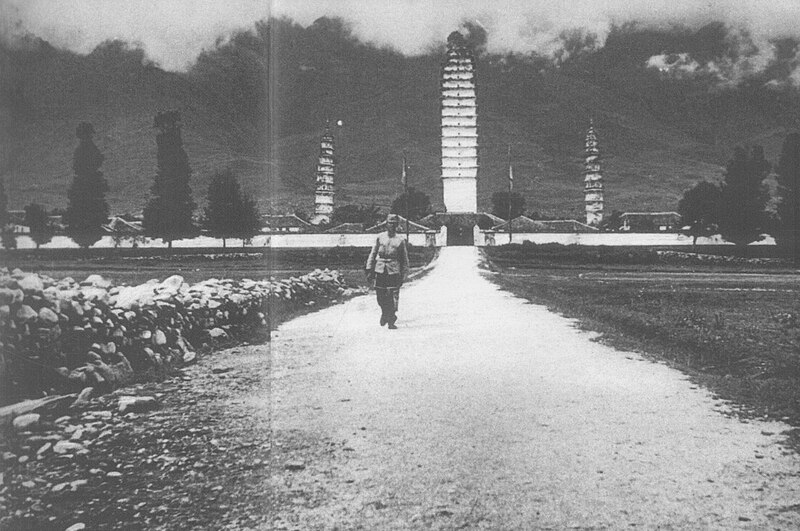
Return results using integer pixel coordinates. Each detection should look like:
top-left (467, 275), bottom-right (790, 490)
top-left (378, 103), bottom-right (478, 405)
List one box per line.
top-left (442, 213), bottom-right (480, 247)
top-left (420, 213), bottom-right (491, 247)
top-left (446, 220), bottom-right (474, 246)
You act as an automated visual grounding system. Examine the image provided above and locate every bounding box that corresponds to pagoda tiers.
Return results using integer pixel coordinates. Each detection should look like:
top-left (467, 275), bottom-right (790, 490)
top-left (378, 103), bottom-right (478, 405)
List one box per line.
top-left (583, 120), bottom-right (604, 226)
top-left (312, 124), bottom-right (335, 225)
top-left (440, 31), bottom-right (478, 213)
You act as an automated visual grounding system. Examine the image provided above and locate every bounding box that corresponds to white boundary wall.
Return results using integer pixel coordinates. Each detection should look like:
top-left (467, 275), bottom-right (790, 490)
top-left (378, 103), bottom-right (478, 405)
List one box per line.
top-left (268, 232), bottom-right (442, 248)
top-left (476, 230), bottom-right (775, 247)
top-left (6, 228), bottom-right (447, 250)
top-left (5, 227), bottom-right (777, 250)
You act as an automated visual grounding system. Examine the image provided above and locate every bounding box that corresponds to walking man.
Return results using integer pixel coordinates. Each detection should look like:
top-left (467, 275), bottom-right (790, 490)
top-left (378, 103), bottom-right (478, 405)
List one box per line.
top-left (365, 214), bottom-right (409, 329)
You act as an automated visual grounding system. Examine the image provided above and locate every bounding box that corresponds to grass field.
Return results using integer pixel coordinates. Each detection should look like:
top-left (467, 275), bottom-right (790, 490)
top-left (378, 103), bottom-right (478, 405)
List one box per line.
top-left (0, 247), bottom-right (437, 288)
top-left (482, 245), bottom-right (800, 430)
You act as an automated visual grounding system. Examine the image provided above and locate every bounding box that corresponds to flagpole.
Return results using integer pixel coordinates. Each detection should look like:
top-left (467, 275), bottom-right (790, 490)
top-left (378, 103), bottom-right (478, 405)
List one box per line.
top-left (508, 145), bottom-right (513, 244)
top-left (403, 149), bottom-right (409, 242)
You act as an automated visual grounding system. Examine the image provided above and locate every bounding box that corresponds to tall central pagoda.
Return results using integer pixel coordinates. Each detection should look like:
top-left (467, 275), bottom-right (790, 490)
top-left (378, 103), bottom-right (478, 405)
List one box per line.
top-left (441, 31), bottom-right (478, 213)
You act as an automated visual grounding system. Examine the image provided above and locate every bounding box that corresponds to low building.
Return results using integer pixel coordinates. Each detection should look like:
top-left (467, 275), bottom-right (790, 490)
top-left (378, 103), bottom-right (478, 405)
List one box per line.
top-left (491, 217), bottom-right (599, 233)
top-left (103, 217), bottom-right (144, 235)
top-left (262, 214), bottom-right (313, 234)
top-left (366, 215), bottom-right (434, 234)
top-left (324, 222), bottom-right (366, 234)
top-left (619, 212), bottom-right (681, 232)
top-left (6, 210), bottom-right (25, 225)
top-left (8, 223), bottom-right (30, 235)
top-left (48, 215), bottom-right (66, 234)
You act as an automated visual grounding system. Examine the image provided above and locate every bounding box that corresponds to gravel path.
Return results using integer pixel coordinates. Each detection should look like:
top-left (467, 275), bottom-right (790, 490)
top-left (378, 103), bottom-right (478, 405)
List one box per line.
top-left (269, 246), bottom-right (800, 529)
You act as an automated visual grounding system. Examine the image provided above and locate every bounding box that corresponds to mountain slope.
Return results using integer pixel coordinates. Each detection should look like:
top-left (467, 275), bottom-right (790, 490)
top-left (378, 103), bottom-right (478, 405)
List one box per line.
top-left (1, 38), bottom-right (269, 215)
top-left (2, 19), bottom-right (799, 218)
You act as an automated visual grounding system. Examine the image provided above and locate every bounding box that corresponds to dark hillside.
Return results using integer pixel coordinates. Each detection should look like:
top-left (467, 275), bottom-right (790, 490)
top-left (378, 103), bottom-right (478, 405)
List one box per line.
top-left (1, 37), bottom-right (268, 215)
top-left (271, 19), bottom-right (800, 216)
top-left (2, 18), bottom-right (800, 217)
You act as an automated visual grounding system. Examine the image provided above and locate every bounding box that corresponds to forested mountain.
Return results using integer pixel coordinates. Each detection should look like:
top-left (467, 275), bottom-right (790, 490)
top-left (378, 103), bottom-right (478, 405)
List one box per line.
top-left (2, 17), bottom-right (799, 217)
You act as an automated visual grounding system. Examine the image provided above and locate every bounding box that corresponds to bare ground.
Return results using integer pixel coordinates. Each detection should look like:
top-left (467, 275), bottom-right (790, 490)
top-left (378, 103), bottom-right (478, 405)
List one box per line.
top-left (5, 247), bottom-right (800, 530)
top-left (268, 247), bottom-right (800, 529)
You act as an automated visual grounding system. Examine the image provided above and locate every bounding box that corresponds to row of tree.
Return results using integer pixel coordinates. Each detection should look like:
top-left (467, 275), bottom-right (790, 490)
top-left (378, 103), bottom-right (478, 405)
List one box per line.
top-left (0, 111), bottom-right (262, 249)
top-left (328, 136), bottom-right (798, 262)
top-left (3, 110), bottom-right (797, 258)
top-left (678, 135), bottom-right (799, 258)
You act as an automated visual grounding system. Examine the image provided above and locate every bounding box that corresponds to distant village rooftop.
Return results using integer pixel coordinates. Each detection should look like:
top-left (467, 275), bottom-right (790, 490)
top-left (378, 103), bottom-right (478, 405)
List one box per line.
top-left (262, 214), bottom-right (313, 233)
top-left (366, 215), bottom-right (435, 234)
top-left (491, 217), bottom-right (599, 233)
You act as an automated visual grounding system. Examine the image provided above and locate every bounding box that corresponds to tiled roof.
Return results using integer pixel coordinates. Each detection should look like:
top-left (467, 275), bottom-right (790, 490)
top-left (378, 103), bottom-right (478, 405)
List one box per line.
top-left (492, 217), bottom-right (599, 233)
top-left (366, 215), bottom-right (435, 233)
top-left (324, 223), bottom-right (366, 233)
top-left (263, 214), bottom-right (313, 229)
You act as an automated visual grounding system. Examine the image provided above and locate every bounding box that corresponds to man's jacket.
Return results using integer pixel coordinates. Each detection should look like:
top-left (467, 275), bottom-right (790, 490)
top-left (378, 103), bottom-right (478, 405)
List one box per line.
top-left (366, 233), bottom-right (409, 276)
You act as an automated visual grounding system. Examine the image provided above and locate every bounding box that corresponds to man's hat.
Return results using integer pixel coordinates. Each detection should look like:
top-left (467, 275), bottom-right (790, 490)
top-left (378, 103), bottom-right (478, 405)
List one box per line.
top-left (386, 214), bottom-right (400, 224)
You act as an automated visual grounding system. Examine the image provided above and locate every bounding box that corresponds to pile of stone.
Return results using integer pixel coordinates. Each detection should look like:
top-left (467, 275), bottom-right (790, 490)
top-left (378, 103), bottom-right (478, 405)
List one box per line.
top-left (0, 268), bottom-right (351, 400)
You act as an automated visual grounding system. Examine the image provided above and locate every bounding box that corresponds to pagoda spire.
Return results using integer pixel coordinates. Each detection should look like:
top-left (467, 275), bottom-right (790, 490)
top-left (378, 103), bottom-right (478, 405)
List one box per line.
top-left (311, 122), bottom-right (335, 225)
top-left (440, 30), bottom-right (478, 213)
top-left (583, 119), bottom-right (604, 226)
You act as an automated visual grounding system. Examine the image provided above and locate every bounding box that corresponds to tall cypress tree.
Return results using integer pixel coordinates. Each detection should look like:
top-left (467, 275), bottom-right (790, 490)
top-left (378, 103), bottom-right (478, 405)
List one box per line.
top-left (65, 122), bottom-right (109, 248)
top-left (718, 146), bottom-right (770, 247)
top-left (677, 181), bottom-right (721, 247)
top-left (0, 180), bottom-right (7, 227)
top-left (24, 203), bottom-right (53, 249)
top-left (776, 133), bottom-right (800, 262)
top-left (204, 170), bottom-right (260, 248)
top-left (0, 180), bottom-right (15, 250)
top-left (143, 111), bottom-right (197, 247)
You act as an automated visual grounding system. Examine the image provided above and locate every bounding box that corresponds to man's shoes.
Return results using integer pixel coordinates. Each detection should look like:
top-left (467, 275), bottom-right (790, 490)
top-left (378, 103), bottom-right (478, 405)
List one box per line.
top-left (388, 323), bottom-right (398, 329)
top-left (380, 315), bottom-right (387, 326)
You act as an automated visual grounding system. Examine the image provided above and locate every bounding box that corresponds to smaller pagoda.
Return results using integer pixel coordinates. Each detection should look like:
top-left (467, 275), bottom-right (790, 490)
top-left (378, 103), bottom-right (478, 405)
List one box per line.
top-left (311, 124), bottom-right (335, 225)
top-left (583, 119), bottom-right (604, 227)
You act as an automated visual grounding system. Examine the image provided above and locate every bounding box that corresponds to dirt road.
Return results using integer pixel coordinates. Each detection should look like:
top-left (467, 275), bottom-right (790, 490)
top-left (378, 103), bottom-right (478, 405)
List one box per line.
top-left (269, 247), bottom-right (800, 529)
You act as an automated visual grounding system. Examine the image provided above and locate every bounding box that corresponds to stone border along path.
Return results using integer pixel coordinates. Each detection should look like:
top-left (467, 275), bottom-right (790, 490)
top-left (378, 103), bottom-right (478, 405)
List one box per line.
top-left (268, 246), bottom-right (800, 529)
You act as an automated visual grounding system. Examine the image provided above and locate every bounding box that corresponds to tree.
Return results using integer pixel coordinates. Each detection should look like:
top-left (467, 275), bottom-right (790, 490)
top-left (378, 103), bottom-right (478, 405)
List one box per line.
top-left (203, 170), bottom-right (261, 247)
top-left (143, 111), bottom-right (197, 247)
top-left (1, 181), bottom-right (12, 250)
top-left (391, 187), bottom-right (431, 221)
top-left (238, 198), bottom-right (261, 247)
top-left (331, 204), bottom-right (382, 227)
top-left (1, 181), bottom-right (14, 250)
top-left (775, 132), bottom-right (800, 261)
top-left (24, 203), bottom-right (53, 248)
top-left (0, 180), bottom-right (13, 249)
top-left (626, 215), bottom-right (656, 233)
top-left (64, 122), bottom-right (110, 248)
top-left (599, 210), bottom-right (624, 232)
top-left (718, 146), bottom-right (770, 247)
top-left (0, 180), bottom-right (7, 227)
top-left (1, 228), bottom-right (16, 250)
top-left (678, 181), bottom-right (721, 247)
top-left (491, 191), bottom-right (525, 220)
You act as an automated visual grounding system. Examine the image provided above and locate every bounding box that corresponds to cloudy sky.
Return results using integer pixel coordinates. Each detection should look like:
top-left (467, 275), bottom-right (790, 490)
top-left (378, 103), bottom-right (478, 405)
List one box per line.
top-left (3, 0), bottom-right (800, 71)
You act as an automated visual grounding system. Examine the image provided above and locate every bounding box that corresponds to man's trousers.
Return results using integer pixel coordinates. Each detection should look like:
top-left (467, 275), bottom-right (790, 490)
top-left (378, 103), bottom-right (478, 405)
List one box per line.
top-left (375, 273), bottom-right (401, 325)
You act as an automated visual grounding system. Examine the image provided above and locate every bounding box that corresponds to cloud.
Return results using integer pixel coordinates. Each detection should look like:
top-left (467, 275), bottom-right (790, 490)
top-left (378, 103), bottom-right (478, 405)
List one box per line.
top-left (646, 53), bottom-right (701, 76)
top-left (273, 0), bottom-right (800, 56)
top-left (0, 0), bottom-right (269, 70)
top-left (643, 27), bottom-right (800, 89)
top-left (5, 0), bottom-right (800, 71)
